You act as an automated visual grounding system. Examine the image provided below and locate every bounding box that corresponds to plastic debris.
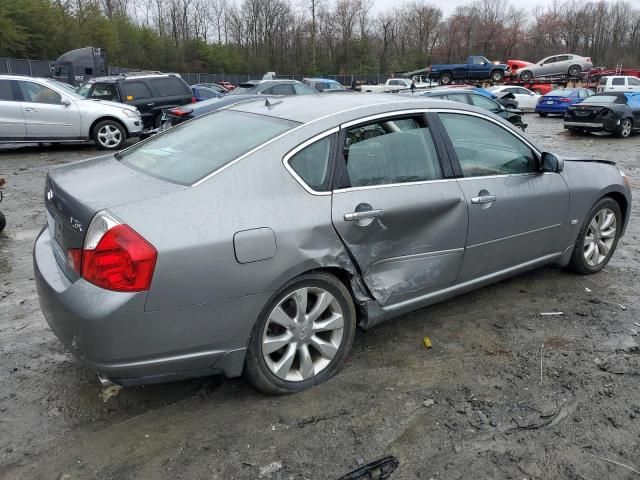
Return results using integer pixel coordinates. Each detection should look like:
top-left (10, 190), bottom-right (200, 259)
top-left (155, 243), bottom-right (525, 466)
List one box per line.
top-left (422, 336), bottom-right (432, 349)
top-left (634, 322), bottom-right (640, 328)
top-left (540, 312), bottom-right (564, 316)
top-left (337, 456), bottom-right (399, 480)
top-left (585, 288), bottom-right (592, 292)
top-left (619, 304), bottom-right (627, 311)
top-left (422, 399), bottom-right (436, 407)
top-left (259, 462), bottom-right (282, 478)
top-left (100, 384), bottom-right (122, 403)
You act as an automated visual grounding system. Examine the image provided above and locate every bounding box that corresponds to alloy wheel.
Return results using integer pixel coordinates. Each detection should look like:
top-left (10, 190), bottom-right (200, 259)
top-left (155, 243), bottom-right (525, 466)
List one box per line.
top-left (97, 125), bottom-right (122, 148)
top-left (262, 287), bottom-right (344, 382)
top-left (621, 119), bottom-right (632, 138)
top-left (583, 208), bottom-right (617, 267)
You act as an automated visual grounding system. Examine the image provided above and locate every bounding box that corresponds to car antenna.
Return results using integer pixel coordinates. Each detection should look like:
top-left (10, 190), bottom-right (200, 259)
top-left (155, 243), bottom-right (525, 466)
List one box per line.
top-left (265, 97), bottom-right (283, 109)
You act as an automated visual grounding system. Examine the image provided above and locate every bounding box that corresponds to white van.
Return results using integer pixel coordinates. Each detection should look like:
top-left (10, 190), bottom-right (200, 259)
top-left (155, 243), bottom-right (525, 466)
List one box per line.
top-left (597, 76), bottom-right (640, 93)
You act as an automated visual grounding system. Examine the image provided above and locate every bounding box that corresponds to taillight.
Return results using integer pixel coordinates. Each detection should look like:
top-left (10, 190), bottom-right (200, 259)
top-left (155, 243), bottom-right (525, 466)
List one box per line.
top-left (191, 96), bottom-right (197, 103)
top-left (560, 97), bottom-right (571, 103)
top-left (68, 211), bottom-right (157, 292)
top-left (169, 107), bottom-right (193, 117)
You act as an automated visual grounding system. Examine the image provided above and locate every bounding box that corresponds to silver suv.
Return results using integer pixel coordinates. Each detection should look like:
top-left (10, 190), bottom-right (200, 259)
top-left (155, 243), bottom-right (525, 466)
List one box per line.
top-left (0, 75), bottom-right (142, 150)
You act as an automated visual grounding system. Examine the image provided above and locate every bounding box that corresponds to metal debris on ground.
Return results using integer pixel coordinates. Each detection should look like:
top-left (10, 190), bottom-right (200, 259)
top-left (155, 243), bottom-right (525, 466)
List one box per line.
top-left (258, 461), bottom-right (282, 478)
top-left (540, 312), bottom-right (564, 316)
top-left (100, 384), bottom-right (122, 403)
top-left (337, 456), bottom-right (400, 480)
top-left (619, 304), bottom-right (627, 311)
top-left (422, 336), bottom-right (432, 349)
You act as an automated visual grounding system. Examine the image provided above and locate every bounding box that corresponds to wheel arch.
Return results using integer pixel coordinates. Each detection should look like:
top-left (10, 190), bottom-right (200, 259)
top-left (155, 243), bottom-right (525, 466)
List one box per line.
top-left (89, 116), bottom-right (129, 138)
top-left (601, 190), bottom-right (629, 233)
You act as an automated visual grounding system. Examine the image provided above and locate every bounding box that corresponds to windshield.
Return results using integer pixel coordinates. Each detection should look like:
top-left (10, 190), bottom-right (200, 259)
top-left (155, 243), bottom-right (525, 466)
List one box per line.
top-left (229, 83), bottom-right (257, 95)
top-left (51, 80), bottom-right (84, 99)
top-left (581, 95), bottom-right (624, 104)
top-left (119, 111), bottom-right (299, 185)
top-left (547, 89), bottom-right (576, 97)
top-left (319, 81), bottom-right (345, 91)
top-left (76, 83), bottom-right (91, 98)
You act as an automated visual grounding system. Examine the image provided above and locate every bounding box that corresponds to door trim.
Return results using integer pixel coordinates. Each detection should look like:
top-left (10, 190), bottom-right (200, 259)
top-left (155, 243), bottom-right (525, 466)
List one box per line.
top-left (466, 223), bottom-right (562, 249)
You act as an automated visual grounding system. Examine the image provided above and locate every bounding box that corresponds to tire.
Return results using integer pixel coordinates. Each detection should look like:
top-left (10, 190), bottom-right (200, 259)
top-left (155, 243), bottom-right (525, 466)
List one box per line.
top-left (538, 112), bottom-right (548, 117)
top-left (533, 89), bottom-right (542, 95)
top-left (567, 197), bottom-right (622, 275)
top-left (244, 272), bottom-right (356, 394)
top-left (520, 70), bottom-right (533, 81)
top-left (439, 73), bottom-right (452, 85)
top-left (490, 70), bottom-right (504, 82)
top-left (568, 65), bottom-right (582, 77)
top-left (154, 113), bottom-right (163, 129)
top-left (616, 118), bottom-right (633, 138)
top-left (0, 211), bottom-right (5, 233)
top-left (92, 120), bottom-right (126, 150)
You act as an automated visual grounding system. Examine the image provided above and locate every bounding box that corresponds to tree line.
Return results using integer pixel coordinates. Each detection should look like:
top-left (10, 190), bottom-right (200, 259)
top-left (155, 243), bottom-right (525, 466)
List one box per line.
top-left (1, 0), bottom-right (639, 76)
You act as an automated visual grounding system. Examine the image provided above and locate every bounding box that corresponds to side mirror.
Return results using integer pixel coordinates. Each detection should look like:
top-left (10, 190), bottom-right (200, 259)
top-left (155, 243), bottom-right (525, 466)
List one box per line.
top-left (61, 98), bottom-right (71, 106)
top-left (541, 152), bottom-right (564, 173)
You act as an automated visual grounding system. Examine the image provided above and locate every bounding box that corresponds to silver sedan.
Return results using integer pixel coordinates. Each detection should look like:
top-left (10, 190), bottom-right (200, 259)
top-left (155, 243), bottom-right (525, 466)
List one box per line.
top-left (34, 94), bottom-right (631, 393)
top-left (516, 54), bottom-right (593, 81)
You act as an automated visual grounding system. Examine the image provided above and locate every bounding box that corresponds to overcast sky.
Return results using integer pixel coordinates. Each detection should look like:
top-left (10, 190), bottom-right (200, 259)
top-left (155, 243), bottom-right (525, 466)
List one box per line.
top-left (371, 0), bottom-right (640, 15)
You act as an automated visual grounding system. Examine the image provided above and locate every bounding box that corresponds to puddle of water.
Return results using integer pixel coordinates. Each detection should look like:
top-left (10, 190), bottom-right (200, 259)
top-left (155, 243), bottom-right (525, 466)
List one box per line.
top-left (10, 228), bottom-right (41, 242)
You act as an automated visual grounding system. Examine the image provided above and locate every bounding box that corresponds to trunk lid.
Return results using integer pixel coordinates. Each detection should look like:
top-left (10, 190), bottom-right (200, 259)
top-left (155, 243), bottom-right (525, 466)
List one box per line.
top-left (45, 155), bottom-right (185, 280)
top-left (566, 104), bottom-right (610, 120)
top-left (540, 95), bottom-right (572, 106)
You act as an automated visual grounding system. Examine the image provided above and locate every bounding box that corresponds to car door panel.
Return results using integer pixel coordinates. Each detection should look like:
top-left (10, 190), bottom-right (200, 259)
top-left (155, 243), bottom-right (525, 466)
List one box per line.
top-left (16, 80), bottom-right (81, 139)
top-left (0, 80), bottom-right (26, 139)
top-left (333, 182), bottom-right (467, 305)
top-left (331, 114), bottom-right (468, 306)
top-left (456, 173), bottom-right (570, 280)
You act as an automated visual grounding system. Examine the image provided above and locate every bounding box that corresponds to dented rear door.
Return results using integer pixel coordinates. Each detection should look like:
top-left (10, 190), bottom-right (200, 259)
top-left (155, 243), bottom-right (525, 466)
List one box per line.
top-left (331, 113), bottom-right (468, 307)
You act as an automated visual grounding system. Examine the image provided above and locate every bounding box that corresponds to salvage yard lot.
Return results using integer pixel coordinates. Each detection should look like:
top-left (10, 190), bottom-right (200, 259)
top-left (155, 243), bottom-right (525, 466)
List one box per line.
top-left (1, 115), bottom-right (639, 479)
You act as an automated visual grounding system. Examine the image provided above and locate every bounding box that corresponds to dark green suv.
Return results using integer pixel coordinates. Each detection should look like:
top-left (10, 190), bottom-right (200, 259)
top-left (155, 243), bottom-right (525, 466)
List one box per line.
top-left (77, 72), bottom-right (194, 131)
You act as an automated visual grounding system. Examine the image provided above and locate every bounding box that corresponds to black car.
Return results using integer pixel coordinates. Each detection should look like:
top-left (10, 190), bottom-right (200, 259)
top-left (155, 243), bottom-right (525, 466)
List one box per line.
top-left (77, 72), bottom-right (194, 130)
top-left (416, 88), bottom-right (527, 130)
top-left (564, 92), bottom-right (640, 138)
top-left (227, 79), bottom-right (318, 96)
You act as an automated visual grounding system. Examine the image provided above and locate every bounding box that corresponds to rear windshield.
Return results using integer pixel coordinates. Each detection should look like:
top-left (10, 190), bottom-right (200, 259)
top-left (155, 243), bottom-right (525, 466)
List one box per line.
top-left (229, 83), bottom-right (258, 95)
top-left (118, 111), bottom-right (298, 185)
top-left (581, 95), bottom-right (625, 104)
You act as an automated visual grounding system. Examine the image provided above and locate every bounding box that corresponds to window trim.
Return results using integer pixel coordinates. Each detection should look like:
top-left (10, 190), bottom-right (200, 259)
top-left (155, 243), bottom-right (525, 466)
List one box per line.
top-left (432, 109), bottom-right (543, 179)
top-left (282, 127), bottom-right (339, 196)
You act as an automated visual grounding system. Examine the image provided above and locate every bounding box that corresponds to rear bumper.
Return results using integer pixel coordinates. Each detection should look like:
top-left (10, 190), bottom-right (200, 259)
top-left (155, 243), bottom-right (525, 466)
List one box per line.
top-left (563, 118), bottom-right (620, 132)
top-left (34, 227), bottom-right (254, 385)
top-left (535, 105), bottom-right (569, 114)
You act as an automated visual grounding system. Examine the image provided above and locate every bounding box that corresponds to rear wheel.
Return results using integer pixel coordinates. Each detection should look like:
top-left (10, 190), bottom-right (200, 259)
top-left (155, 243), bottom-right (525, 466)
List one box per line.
top-left (538, 112), bottom-right (548, 117)
top-left (567, 197), bottom-right (622, 274)
top-left (520, 70), bottom-right (533, 81)
top-left (93, 120), bottom-right (126, 150)
top-left (0, 211), bottom-right (5, 233)
top-left (616, 118), bottom-right (633, 138)
top-left (244, 272), bottom-right (356, 394)
top-left (568, 65), bottom-right (582, 77)
top-left (439, 73), bottom-right (452, 85)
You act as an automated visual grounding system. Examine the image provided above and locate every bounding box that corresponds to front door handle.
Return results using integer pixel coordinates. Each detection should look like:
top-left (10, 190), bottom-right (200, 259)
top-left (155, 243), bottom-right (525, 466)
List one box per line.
top-left (344, 209), bottom-right (383, 222)
top-left (24, 107), bottom-right (37, 112)
top-left (146, 103), bottom-right (155, 106)
top-left (471, 195), bottom-right (497, 204)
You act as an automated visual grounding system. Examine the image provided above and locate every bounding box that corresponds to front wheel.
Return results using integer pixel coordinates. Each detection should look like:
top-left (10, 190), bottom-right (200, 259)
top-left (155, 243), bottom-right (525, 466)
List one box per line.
top-left (244, 272), bottom-right (356, 394)
top-left (0, 211), bottom-right (5, 233)
top-left (538, 112), bottom-right (548, 117)
top-left (616, 118), bottom-right (633, 138)
top-left (568, 65), bottom-right (582, 77)
top-left (93, 120), bottom-right (126, 150)
top-left (567, 198), bottom-right (622, 274)
top-left (490, 70), bottom-right (504, 82)
top-left (520, 70), bottom-right (533, 81)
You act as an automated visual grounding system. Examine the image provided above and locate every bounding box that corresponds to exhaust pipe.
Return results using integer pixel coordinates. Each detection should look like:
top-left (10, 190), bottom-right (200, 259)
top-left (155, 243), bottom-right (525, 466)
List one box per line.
top-left (97, 373), bottom-right (114, 388)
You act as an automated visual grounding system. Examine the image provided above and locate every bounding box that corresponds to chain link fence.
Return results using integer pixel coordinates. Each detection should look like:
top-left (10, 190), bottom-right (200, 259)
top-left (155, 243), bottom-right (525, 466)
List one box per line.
top-left (0, 57), bottom-right (390, 86)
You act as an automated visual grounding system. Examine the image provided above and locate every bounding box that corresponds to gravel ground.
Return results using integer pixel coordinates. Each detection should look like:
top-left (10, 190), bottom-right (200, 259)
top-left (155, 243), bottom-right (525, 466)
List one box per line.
top-left (0, 115), bottom-right (639, 480)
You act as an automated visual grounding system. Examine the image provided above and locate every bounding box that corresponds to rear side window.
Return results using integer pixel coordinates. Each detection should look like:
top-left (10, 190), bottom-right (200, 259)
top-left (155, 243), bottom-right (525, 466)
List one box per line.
top-left (119, 111), bottom-right (298, 185)
top-left (150, 77), bottom-right (190, 96)
top-left (341, 116), bottom-right (442, 187)
top-left (444, 93), bottom-right (470, 103)
top-left (612, 78), bottom-right (625, 86)
top-left (629, 78), bottom-right (640, 86)
top-left (0, 80), bottom-right (13, 101)
top-left (288, 136), bottom-right (333, 192)
top-left (293, 84), bottom-right (317, 95)
top-left (123, 81), bottom-right (152, 100)
top-left (471, 94), bottom-right (499, 111)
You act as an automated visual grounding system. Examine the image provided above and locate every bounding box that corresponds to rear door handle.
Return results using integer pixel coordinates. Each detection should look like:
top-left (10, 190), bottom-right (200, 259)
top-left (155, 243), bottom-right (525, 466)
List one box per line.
top-left (471, 195), bottom-right (497, 204)
top-left (146, 103), bottom-right (155, 106)
top-left (24, 107), bottom-right (37, 112)
top-left (344, 209), bottom-right (383, 222)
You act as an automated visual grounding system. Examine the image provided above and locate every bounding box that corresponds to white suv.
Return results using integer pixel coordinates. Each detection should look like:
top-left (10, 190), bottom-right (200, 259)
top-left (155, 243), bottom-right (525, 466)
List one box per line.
top-left (0, 75), bottom-right (142, 150)
top-left (597, 76), bottom-right (640, 93)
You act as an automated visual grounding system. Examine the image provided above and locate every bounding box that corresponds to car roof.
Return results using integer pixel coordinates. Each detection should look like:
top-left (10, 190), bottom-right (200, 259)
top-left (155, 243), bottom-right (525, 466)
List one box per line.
top-left (305, 78), bottom-right (340, 83)
top-left (0, 74), bottom-right (54, 82)
top-left (86, 73), bottom-right (182, 83)
top-left (227, 92), bottom-right (480, 124)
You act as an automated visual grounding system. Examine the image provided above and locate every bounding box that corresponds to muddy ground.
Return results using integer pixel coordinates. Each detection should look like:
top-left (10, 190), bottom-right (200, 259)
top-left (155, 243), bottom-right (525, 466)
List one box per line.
top-left (0, 115), bottom-right (639, 480)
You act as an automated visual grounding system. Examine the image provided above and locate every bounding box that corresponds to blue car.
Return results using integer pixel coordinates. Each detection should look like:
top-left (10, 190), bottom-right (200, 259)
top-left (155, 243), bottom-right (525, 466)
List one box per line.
top-left (191, 85), bottom-right (224, 102)
top-left (536, 88), bottom-right (593, 116)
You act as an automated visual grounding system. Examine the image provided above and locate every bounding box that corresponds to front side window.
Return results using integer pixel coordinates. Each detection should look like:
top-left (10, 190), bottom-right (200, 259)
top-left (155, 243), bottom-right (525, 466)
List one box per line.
top-left (444, 93), bottom-right (470, 104)
top-left (288, 135), bottom-right (333, 192)
top-left (90, 84), bottom-right (118, 101)
top-left (17, 81), bottom-right (62, 104)
top-left (542, 57), bottom-right (556, 65)
top-left (293, 84), bottom-right (317, 95)
top-left (119, 111), bottom-right (298, 185)
top-left (341, 116), bottom-right (442, 187)
top-left (439, 113), bottom-right (538, 177)
top-left (266, 84), bottom-right (295, 95)
top-left (0, 80), bottom-right (13, 101)
top-left (123, 81), bottom-right (152, 100)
